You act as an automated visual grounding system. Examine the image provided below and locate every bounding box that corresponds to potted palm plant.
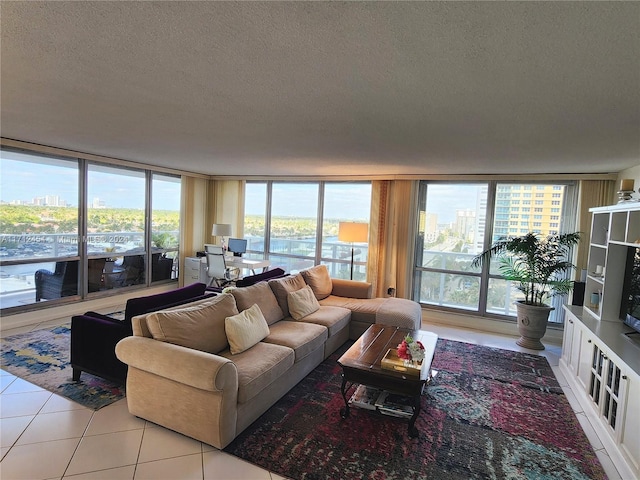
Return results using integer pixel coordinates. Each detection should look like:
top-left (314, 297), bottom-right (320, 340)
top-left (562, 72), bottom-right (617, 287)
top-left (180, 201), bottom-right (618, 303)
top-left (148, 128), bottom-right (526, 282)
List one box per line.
top-left (471, 232), bottom-right (581, 350)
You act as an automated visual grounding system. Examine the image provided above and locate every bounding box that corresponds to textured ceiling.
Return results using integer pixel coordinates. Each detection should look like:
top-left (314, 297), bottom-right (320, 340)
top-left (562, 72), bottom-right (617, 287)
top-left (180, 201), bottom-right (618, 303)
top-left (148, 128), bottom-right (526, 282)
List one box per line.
top-left (1, 1), bottom-right (639, 177)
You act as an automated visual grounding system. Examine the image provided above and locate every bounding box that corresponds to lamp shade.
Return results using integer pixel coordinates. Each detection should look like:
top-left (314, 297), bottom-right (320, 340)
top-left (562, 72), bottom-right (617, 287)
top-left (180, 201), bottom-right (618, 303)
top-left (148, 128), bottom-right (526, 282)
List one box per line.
top-left (338, 222), bottom-right (368, 243)
top-left (211, 223), bottom-right (232, 237)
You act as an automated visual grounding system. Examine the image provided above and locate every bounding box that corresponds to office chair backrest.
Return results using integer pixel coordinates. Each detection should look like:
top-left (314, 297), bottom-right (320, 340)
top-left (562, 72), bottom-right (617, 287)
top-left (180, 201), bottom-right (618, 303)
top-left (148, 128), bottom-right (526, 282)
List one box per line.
top-left (205, 252), bottom-right (228, 281)
top-left (205, 244), bottom-right (224, 255)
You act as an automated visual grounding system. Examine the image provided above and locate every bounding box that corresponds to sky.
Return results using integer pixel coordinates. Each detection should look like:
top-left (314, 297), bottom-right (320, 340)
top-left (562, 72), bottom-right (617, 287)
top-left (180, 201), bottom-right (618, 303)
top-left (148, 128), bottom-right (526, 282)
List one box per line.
top-left (2, 150), bottom-right (483, 222)
top-left (245, 182), bottom-right (372, 220)
top-left (0, 150), bottom-right (180, 210)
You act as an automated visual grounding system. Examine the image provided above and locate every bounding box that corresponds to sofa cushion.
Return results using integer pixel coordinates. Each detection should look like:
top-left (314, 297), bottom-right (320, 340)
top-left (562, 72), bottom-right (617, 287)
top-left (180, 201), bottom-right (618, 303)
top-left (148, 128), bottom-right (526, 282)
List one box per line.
top-left (300, 265), bottom-right (333, 300)
top-left (231, 281), bottom-right (284, 325)
top-left (319, 296), bottom-right (386, 324)
top-left (263, 321), bottom-right (328, 361)
top-left (297, 305), bottom-right (351, 337)
top-left (145, 293), bottom-right (237, 354)
top-left (375, 297), bottom-right (422, 330)
top-left (268, 273), bottom-right (306, 318)
top-left (225, 304), bottom-right (270, 354)
top-left (220, 342), bottom-right (294, 404)
top-left (287, 285), bottom-right (321, 320)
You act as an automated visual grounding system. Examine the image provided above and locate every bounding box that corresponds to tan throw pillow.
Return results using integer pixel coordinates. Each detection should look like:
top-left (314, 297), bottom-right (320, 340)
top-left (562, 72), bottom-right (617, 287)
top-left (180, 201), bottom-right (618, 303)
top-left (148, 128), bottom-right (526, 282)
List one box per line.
top-left (287, 285), bottom-right (321, 320)
top-left (231, 281), bottom-right (284, 325)
top-left (268, 273), bottom-right (307, 317)
top-left (300, 264), bottom-right (333, 300)
top-left (225, 304), bottom-right (270, 354)
top-left (146, 293), bottom-right (238, 354)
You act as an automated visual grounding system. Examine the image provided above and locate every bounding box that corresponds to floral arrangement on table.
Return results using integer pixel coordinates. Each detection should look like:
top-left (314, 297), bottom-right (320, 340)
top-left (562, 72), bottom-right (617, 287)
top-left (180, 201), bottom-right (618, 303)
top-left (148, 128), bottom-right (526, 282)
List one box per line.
top-left (397, 335), bottom-right (425, 365)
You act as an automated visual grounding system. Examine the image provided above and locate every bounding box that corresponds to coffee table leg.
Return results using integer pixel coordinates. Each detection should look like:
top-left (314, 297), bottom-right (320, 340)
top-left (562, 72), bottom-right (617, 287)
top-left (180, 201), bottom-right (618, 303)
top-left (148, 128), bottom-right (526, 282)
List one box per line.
top-left (340, 374), bottom-right (350, 418)
top-left (408, 395), bottom-right (421, 438)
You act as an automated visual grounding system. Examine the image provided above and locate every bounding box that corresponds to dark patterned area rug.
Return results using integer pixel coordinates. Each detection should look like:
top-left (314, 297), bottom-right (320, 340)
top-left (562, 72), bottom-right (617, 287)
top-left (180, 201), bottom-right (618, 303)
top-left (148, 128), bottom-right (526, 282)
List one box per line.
top-left (225, 339), bottom-right (606, 480)
top-left (1, 325), bottom-right (124, 409)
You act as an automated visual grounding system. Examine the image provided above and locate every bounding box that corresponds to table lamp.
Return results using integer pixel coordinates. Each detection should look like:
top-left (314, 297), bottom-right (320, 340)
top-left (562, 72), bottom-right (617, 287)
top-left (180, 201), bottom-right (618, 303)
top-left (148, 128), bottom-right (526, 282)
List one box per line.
top-left (211, 223), bottom-right (232, 251)
top-left (338, 222), bottom-right (369, 280)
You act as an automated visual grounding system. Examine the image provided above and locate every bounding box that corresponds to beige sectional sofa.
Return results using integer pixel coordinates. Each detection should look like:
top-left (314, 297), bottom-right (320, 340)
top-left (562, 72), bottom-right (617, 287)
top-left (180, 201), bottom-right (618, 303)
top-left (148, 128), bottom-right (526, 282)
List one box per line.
top-left (115, 265), bottom-right (421, 449)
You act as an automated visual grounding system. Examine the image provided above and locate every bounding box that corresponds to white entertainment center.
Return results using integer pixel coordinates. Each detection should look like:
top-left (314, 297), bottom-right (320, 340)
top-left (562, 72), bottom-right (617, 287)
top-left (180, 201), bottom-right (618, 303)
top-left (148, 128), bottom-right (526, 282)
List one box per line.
top-left (560, 203), bottom-right (640, 479)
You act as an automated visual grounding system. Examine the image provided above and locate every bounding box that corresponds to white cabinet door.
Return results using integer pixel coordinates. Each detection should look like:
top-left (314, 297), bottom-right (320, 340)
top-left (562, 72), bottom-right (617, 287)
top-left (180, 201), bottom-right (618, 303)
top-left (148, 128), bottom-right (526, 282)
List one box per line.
top-left (577, 328), bottom-right (595, 392)
top-left (619, 368), bottom-right (640, 473)
top-left (561, 315), bottom-right (575, 370)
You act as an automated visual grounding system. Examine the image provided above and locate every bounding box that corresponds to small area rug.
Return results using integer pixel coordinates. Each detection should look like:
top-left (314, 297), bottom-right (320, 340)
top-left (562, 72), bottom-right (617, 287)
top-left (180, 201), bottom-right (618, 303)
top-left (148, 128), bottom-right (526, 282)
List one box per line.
top-left (224, 339), bottom-right (606, 480)
top-left (1, 325), bottom-right (125, 410)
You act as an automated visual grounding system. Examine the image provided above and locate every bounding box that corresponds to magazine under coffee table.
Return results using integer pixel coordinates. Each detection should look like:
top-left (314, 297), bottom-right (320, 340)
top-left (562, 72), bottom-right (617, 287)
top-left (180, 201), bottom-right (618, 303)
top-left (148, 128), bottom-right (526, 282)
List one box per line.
top-left (337, 324), bottom-right (438, 437)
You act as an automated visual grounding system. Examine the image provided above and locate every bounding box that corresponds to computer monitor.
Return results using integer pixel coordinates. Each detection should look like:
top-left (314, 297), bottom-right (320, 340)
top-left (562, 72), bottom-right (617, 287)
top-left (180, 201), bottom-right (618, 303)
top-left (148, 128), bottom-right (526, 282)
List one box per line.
top-left (227, 238), bottom-right (247, 257)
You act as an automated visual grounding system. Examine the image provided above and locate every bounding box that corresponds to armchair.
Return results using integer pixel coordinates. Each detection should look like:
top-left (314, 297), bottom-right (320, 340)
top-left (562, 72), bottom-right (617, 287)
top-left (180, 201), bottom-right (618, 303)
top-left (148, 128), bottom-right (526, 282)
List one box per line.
top-left (35, 261), bottom-right (79, 301)
top-left (151, 253), bottom-right (174, 282)
top-left (70, 282), bottom-right (208, 383)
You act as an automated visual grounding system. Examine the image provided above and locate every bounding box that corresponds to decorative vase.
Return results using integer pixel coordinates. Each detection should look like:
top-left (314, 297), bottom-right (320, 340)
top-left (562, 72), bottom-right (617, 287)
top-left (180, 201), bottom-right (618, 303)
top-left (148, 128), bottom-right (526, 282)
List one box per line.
top-left (515, 300), bottom-right (554, 350)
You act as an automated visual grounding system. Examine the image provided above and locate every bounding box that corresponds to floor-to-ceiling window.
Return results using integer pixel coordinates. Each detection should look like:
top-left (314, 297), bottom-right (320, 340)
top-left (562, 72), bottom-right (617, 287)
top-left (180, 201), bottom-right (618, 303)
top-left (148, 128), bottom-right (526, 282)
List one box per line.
top-left (0, 148), bottom-right (181, 312)
top-left (150, 174), bottom-right (180, 281)
top-left (86, 164), bottom-right (147, 291)
top-left (321, 183), bottom-right (371, 280)
top-left (414, 180), bottom-right (577, 324)
top-left (0, 150), bottom-right (80, 308)
top-left (243, 181), bottom-right (371, 277)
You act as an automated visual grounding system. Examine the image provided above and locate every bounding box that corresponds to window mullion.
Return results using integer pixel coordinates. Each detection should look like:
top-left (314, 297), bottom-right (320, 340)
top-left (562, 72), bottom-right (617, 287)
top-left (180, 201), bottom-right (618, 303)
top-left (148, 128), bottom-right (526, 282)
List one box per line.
top-left (79, 158), bottom-right (88, 297)
top-left (316, 182), bottom-right (325, 265)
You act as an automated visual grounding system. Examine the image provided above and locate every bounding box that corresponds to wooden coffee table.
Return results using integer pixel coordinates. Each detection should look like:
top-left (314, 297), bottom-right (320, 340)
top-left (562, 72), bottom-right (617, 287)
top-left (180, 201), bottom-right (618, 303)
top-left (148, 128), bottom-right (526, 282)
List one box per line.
top-left (337, 324), bottom-right (438, 437)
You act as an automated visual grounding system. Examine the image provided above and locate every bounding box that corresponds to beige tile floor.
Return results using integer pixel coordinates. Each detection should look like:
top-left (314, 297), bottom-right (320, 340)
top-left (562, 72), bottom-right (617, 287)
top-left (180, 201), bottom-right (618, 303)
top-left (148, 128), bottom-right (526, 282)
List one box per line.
top-left (0, 320), bottom-right (625, 480)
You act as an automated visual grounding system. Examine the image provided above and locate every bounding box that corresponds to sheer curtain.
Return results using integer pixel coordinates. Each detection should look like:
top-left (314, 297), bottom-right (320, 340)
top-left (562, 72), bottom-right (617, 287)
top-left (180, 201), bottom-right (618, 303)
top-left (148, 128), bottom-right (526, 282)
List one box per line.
top-left (179, 176), bottom-right (209, 285)
top-left (209, 179), bottom-right (246, 238)
top-left (574, 180), bottom-right (616, 273)
top-left (367, 180), bottom-right (418, 299)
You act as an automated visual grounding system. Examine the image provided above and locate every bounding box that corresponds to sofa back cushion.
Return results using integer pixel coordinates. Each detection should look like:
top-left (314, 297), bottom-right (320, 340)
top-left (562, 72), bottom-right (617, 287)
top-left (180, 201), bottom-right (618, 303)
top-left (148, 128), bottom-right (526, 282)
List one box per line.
top-left (300, 265), bottom-right (333, 300)
top-left (145, 293), bottom-right (237, 354)
top-left (231, 281), bottom-right (284, 325)
top-left (287, 285), bottom-right (321, 320)
top-left (268, 273), bottom-right (306, 318)
top-left (225, 303), bottom-right (270, 354)
top-left (125, 282), bottom-right (207, 322)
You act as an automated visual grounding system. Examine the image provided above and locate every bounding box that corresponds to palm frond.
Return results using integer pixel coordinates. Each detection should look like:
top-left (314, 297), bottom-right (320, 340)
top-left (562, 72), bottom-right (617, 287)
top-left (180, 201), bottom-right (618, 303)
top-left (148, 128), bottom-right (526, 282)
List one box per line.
top-left (472, 231), bottom-right (581, 306)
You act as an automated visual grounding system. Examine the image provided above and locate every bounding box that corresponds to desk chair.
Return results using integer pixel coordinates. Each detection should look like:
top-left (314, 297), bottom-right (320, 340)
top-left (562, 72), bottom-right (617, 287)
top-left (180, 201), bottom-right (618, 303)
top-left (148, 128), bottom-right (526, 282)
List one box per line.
top-left (205, 251), bottom-right (234, 288)
top-left (204, 244), bottom-right (223, 255)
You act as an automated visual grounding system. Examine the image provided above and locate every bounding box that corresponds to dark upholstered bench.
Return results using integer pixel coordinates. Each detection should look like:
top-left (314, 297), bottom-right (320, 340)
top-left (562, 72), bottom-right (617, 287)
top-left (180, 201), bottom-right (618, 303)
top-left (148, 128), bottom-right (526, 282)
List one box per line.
top-left (70, 282), bottom-right (209, 383)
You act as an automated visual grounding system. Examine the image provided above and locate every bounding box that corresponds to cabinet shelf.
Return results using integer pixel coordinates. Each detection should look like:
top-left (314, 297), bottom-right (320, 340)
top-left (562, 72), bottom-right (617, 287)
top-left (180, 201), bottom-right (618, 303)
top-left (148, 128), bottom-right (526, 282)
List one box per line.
top-left (584, 204), bottom-right (640, 323)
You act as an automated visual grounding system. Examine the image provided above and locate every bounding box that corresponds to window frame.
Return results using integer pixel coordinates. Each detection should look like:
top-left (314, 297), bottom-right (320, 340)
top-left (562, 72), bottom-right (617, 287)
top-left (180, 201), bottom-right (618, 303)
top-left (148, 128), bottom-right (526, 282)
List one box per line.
top-left (413, 179), bottom-right (578, 325)
top-left (0, 147), bottom-right (181, 314)
top-left (244, 180), bottom-right (372, 278)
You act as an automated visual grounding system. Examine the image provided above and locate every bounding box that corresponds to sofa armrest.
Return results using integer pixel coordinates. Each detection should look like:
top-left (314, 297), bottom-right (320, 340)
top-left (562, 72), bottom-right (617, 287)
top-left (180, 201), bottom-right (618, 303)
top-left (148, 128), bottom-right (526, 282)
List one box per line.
top-left (115, 336), bottom-right (237, 392)
top-left (331, 278), bottom-right (373, 299)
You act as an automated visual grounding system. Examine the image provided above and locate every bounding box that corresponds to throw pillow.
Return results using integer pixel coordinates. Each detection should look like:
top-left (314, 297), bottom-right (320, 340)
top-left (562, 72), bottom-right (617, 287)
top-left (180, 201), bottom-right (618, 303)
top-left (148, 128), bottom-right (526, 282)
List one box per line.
top-left (225, 303), bottom-right (270, 354)
top-left (146, 293), bottom-right (238, 354)
top-left (268, 273), bottom-right (306, 317)
top-left (300, 264), bottom-right (333, 300)
top-left (231, 281), bottom-right (284, 325)
top-left (287, 285), bottom-right (321, 320)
